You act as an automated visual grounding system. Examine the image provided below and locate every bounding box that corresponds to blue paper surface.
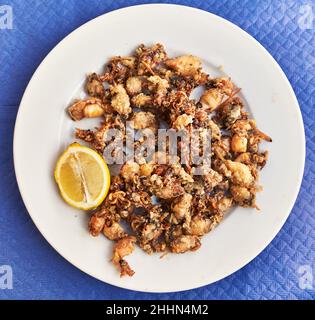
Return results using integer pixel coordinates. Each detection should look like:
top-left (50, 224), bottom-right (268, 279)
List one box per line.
top-left (0, 0), bottom-right (314, 300)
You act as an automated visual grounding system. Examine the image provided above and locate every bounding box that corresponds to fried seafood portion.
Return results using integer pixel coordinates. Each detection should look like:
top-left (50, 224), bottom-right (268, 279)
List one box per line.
top-left (165, 55), bottom-right (201, 77)
top-left (102, 56), bottom-right (136, 83)
top-left (136, 43), bottom-right (167, 75)
top-left (110, 84), bottom-right (132, 116)
top-left (170, 235), bottom-right (201, 253)
top-left (86, 73), bottom-right (105, 98)
top-left (68, 98), bottom-right (108, 121)
top-left (68, 44), bottom-right (271, 276)
top-left (75, 114), bottom-right (125, 154)
top-left (112, 236), bottom-right (137, 277)
top-left (129, 111), bottom-right (157, 131)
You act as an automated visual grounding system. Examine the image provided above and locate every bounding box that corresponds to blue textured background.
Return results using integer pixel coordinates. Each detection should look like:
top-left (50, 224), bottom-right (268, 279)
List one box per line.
top-left (0, 0), bottom-right (314, 300)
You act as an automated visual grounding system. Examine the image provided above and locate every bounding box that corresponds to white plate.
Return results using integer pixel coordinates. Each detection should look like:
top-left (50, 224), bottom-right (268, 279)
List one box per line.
top-left (14, 4), bottom-right (305, 293)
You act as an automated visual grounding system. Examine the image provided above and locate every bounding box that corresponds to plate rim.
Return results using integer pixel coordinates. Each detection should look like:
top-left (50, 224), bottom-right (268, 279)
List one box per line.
top-left (13, 3), bottom-right (306, 293)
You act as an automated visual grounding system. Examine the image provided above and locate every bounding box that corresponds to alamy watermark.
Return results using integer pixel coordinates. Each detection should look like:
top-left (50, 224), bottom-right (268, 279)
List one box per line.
top-left (0, 265), bottom-right (13, 289)
top-left (101, 123), bottom-right (212, 175)
top-left (0, 5), bottom-right (13, 29)
top-left (297, 265), bottom-right (313, 290)
top-left (298, 3), bottom-right (314, 30)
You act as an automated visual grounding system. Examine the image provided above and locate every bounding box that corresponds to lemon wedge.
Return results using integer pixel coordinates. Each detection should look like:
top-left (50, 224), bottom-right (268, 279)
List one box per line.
top-left (54, 143), bottom-right (110, 210)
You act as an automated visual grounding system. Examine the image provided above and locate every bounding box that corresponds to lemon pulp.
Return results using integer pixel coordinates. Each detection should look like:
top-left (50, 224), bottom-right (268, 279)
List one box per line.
top-left (54, 143), bottom-right (110, 210)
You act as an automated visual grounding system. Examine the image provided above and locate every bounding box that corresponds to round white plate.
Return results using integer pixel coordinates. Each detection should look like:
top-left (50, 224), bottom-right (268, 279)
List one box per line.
top-left (14, 4), bottom-right (305, 293)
